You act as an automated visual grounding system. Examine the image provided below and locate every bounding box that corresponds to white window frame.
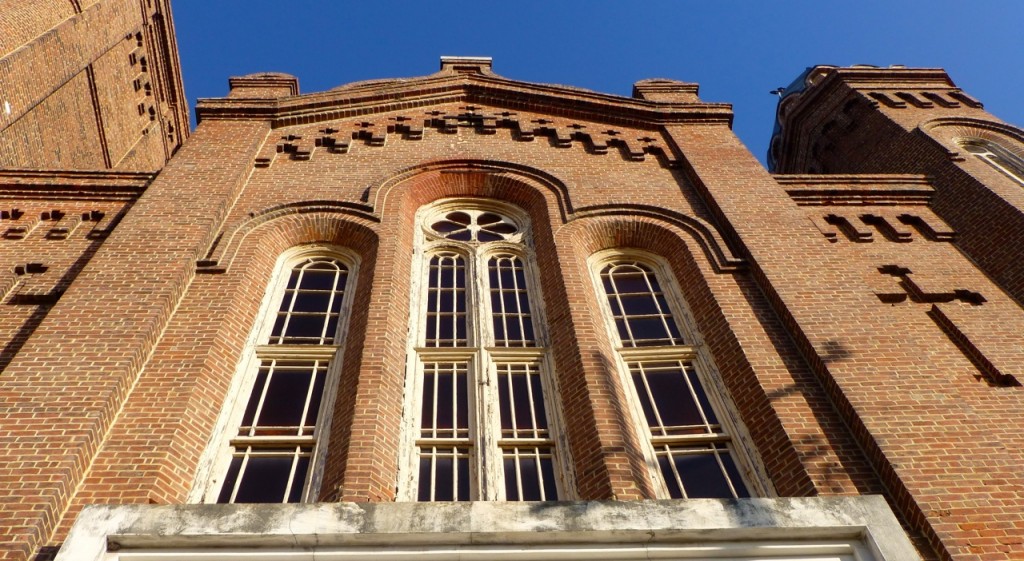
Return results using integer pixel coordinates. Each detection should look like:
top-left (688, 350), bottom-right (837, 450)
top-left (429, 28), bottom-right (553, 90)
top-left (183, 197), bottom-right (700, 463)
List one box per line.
top-left (189, 245), bottom-right (360, 504)
top-left (397, 198), bottom-right (575, 501)
top-left (956, 137), bottom-right (1024, 186)
top-left (588, 249), bottom-right (773, 499)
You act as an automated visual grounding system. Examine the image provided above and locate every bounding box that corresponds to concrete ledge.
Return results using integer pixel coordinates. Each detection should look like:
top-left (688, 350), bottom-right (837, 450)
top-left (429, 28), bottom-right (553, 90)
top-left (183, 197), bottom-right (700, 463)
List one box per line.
top-left (58, 497), bottom-right (920, 561)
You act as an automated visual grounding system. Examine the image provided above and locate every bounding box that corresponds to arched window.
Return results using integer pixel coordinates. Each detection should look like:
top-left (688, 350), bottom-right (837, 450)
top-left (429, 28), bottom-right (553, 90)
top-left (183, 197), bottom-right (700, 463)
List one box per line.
top-left (592, 253), bottom-right (759, 499)
top-left (957, 137), bottom-right (1024, 185)
top-left (399, 200), bottom-right (568, 502)
top-left (194, 248), bottom-right (358, 504)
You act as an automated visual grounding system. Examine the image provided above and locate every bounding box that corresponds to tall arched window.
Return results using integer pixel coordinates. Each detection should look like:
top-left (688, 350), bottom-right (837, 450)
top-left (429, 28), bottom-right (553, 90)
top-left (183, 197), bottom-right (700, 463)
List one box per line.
top-left (194, 247), bottom-right (358, 504)
top-left (399, 200), bottom-right (568, 502)
top-left (957, 137), bottom-right (1024, 185)
top-left (591, 252), bottom-right (760, 499)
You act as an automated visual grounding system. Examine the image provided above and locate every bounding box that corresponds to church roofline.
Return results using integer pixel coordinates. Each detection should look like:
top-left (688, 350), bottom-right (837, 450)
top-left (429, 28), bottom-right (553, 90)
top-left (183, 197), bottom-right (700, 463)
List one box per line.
top-left (196, 57), bottom-right (733, 128)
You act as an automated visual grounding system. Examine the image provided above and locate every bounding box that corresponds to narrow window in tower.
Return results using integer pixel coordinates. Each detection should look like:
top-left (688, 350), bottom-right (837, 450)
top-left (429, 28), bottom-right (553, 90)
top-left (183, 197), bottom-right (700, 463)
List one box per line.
top-left (195, 250), bottom-right (357, 504)
top-left (401, 200), bottom-right (568, 502)
top-left (957, 137), bottom-right (1024, 186)
top-left (594, 257), bottom-right (754, 499)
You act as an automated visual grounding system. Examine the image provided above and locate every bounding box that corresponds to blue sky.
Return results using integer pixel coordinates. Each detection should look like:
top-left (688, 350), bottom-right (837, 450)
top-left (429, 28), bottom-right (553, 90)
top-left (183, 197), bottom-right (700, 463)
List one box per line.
top-left (171, 1), bottom-right (1024, 165)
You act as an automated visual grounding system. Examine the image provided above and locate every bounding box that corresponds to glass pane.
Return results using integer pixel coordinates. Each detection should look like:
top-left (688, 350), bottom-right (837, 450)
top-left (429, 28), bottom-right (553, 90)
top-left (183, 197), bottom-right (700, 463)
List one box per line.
top-left (216, 457), bottom-right (244, 503)
top-left (434, 456), bottom-right (454, 501)
top-left (657, 454), bottom-right (684, 498)
top-left (675, 451), bottom-right (734, 499)
top-left (477, 212), bottom-right (502, 225)
top-left (233, 454), bottom-right (292, 503)
top-left (289, 456), bottom-right (311, 502)
top-left (297, 270), bottom-right (338, 292)
top-left (291, 291), bottom-right (332, 313)
top-left (240, 368), bottom-right (269, 429)
top-left (256, 368), bottom-right (311, 431)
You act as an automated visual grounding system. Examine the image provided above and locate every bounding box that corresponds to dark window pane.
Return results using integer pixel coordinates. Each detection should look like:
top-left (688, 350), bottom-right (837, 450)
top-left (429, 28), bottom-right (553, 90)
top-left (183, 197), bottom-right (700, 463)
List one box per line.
top-left (721, 452), bottom-right (750, 498)
top-left (425, 317), bottom-right (437, 342)
top-left (628, 318), bottom-right (672, 343)
top-left (281, 314), bottom-right (325, 340)
top-left (456, 456), bottom-right (470, 500)
top-left (517, 456), bottom-right (542, 501)
top-left (540, 457), bottom-right (557, 500)
top-left (233, 455), bottom-right (292, 503)
top-left (505, 320), bottom-right (522, 343)
top-left (447, 212), bottom-right (471, 225)
top-left (477, 230), bottom-right (502, 242)
top-left (502, 292), bottom-right (520, 312)
top-left (434, 456), bottom-right (454, 501)
top-left (658, 454), bottom-right (683, 498)
top-left (304, 368), bottom-right (326, 427)
top-left (676, 452), bottom-right (733, 499)
top-left (299, 270), bottom-right (338, 291)
top-left (449, 230), bottom-right (472, 241)
top-left (532, 379), bottom-right (548, 429)
top-left (477, 212), bottom-right (502, 225)
top-left (512, 374), bottom-right (532, 429)
top-left (256, 370), bottom-right (311, 431)
top-left (614, 319), bottom-right (630, 342)
top-left (216, 456), bottom-right (244, 503)
top-left (240, 368), bottom-right (269, 429)
top-left (291, 291), bottom-right (332, 313)
top-left (611, 272), bottom-right (649, 294)
top-left (618, 294), bottom-right (661, 316)
top-left (439, 291), bottom-right (455, 312)
top-left (504, 458), bottom-right (519, 500)
top-left (486, 222), bottom-right (517, 235)
top-left (435, 372), bottom-right (453, 430)
top-left (521, 320), bottom-right (535, 345)
top-left (631, 372), bottom-right (659, 428)
top-left (493, 317), bottom-right (506, 343)
top-left (417, 458), bottom-right (432, 501)
top-left (498, 375), bottom-right (513, 431)
top-left (288, 456), bottom-right (311, 503)
top-left (500, 267), bottom-right (515, 289)
top-left (420, 375), bottom-right (435, 430)
top-left (646, 369), bottom-right (702, 429)
top-left (689, 370), bottom-right (719, 426)
top-left (270, 315), bottom-right (287, 340)
top-left (432, 220), bottom-right (463, 233)
top-left (437, 316), bottom-right (454, 343)
top-left (455, 373), bottom-right (468, 431)
top-left (324, 315), bottom-right (339, 342)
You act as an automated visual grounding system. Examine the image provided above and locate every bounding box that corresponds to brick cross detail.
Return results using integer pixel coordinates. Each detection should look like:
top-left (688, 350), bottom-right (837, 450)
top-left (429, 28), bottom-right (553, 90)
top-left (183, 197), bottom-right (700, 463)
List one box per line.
top-left (875, 265), bottom-right (1019, 386)
top-left (875, 265), bottom-right (984, 305)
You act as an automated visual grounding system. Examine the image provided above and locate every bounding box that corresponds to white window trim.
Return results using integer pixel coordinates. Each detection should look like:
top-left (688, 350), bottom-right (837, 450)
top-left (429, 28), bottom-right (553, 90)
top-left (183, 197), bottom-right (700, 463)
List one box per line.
top-left (397, 198), bottom-right (576, 501)
top-left (188, 244), bottom-right (360, 504)
top-left (956, 136), bottom-right (1024, 185)
top-left (588, 249), bottom-right (775, 499)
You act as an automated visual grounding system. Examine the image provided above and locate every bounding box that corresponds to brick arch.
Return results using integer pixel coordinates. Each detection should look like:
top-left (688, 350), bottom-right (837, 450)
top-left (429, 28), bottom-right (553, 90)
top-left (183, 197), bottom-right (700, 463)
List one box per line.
top-left (560, 214), bottom-right (815, 499)
top-left (199, 201), bottom-right (378, 272)
top-left (150, 211), bottom-right (380, 505)
top-left (322, 162), bottom-right (596, 501)
top-left (921, 116), bottom-right (1024, 159)
top-left (369, 159), bottom-right (573, 222)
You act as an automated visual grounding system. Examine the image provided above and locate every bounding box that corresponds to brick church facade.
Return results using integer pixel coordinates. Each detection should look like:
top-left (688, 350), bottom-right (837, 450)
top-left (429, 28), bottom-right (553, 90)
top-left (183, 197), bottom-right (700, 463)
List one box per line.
top-left (2, 3), bottom-right (1023, 561)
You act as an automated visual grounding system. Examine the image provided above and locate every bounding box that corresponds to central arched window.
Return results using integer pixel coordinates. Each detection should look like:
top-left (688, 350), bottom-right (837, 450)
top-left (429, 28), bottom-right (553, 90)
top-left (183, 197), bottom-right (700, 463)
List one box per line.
top-left (194, 247), bottom-right (358, 504)
top-left (399, 200), bottom-right (568, 502)
top-left (591, 252), bottom-right (761, 500)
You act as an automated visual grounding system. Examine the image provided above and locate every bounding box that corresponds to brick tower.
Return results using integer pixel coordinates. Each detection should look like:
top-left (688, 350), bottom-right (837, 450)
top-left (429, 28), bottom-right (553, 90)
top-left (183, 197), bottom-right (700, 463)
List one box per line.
top-left (0, 0), bottom-right (188, 171)
top-left (1, 17), bottom-right (1022, 561)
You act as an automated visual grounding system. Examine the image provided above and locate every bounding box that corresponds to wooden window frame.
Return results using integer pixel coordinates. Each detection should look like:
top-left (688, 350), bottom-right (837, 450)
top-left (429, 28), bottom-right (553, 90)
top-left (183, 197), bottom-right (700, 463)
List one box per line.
top-left (589, 250), bottom-right (773, 499)
top-left (189, 246), bottom-right (360, 504)
top-left (398, 199), bottom-right (574, 502)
